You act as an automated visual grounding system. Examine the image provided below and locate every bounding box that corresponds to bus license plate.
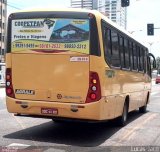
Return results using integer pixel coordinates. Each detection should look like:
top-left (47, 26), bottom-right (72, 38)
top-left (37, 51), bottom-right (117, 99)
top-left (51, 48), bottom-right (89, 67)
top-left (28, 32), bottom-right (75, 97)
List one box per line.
top-left (41, 108), bottom-right (58, 115)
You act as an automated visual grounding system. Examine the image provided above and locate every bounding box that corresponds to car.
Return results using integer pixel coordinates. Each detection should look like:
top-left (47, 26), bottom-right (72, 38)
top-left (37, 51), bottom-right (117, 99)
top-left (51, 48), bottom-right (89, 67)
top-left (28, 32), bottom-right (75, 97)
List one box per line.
top-left (155, 75), bottom-right (160, 84)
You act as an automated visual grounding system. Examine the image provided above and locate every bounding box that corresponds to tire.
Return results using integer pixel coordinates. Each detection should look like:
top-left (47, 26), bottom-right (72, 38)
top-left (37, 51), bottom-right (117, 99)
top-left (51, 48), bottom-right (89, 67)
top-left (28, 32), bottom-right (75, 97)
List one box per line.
top-left (139, 94), bottom-right (149, 113)
top-left (52, 119), bottom-right (64, 123)
top-left (116, 101), bottom-right (128, 126)
top-left (52, 119), bottom-right (71, 124)
top-left (139, 105), bottom-right (147, 113)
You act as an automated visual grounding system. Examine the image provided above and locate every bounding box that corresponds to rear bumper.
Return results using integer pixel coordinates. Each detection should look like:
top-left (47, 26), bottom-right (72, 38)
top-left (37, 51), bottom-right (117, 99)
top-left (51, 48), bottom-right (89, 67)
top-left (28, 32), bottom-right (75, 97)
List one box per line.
top-left (6, 97), bottom-right (103, 121)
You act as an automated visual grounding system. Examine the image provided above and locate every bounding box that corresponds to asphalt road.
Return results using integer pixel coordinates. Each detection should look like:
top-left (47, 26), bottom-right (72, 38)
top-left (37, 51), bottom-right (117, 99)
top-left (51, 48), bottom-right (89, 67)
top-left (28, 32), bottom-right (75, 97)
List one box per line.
top-left (0, 82), bottom-right (160, 152)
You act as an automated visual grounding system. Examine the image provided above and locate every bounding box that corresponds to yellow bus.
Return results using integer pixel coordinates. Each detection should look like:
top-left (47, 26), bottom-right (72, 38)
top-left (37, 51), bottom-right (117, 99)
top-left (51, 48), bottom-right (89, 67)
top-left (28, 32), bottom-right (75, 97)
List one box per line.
top-left (6, 9), bottom-right (156, 126)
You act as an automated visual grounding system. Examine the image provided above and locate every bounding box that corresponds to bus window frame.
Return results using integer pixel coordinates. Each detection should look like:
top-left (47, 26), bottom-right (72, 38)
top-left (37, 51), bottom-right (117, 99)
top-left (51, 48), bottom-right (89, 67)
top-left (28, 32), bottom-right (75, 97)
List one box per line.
top-left (144, 49), bottom-right (147, 73)
top-left (102, 20), bottom-right (121, 69)
top-left (140, 47), bottom-right (145, 73)
top-left (101, 21), bottom-right (113, 68)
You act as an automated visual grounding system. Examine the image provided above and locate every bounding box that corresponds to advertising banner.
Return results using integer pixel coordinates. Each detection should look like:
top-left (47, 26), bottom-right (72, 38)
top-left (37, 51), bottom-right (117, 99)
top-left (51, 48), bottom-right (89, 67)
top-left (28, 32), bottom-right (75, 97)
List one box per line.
top-left (11, 18), bottom-right (90, 54)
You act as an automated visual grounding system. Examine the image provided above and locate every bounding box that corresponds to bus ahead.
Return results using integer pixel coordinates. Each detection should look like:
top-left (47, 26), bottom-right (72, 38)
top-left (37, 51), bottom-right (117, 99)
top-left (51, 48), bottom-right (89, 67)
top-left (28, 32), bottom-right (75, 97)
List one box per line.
top-left (6, 9), bottom-right (156, 126)
top-left (0, 62), bottom-right (5, 86)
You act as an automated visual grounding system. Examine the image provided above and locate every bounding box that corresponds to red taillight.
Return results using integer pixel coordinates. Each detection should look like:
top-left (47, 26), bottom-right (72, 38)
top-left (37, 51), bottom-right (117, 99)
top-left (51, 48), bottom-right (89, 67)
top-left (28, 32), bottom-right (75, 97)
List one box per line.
top-left (85, 71), bottom-right (101, 103)
top-left (6, 88), bottom-right (12, 94)
top-left (6, 68), bottom-right (15, 98)
top-left (90, 93), bottom-right (96, 100)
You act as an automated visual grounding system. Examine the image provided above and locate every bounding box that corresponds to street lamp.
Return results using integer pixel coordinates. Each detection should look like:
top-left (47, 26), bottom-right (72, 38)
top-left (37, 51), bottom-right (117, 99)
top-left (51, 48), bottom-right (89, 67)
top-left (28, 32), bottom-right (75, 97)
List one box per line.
top-left (148, 42), bottom-right (153, 53)
top-left (128, 29), bottom-right (143, 34)
top-left (143, 41), bottom-right (160, 53)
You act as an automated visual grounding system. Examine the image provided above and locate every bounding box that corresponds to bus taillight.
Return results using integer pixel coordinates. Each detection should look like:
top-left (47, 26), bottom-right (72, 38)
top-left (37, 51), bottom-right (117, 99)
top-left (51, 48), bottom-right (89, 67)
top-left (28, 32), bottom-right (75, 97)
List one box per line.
top-left (85, 71), bottom-right (101, 103)
top-left (6, 68), bottom-right (15, 98)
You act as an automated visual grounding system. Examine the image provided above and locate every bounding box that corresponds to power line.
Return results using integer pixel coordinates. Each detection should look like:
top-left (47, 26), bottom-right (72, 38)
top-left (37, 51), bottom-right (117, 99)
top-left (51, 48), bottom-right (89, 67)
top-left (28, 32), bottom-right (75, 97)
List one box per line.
top-left (6, 2), bottom-right (22, 10)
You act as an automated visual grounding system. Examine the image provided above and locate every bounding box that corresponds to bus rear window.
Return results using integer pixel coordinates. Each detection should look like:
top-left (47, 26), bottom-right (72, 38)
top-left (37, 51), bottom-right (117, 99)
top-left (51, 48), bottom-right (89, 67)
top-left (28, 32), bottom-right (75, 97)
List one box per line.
top-left (11, 18), bottom-right (90, 54)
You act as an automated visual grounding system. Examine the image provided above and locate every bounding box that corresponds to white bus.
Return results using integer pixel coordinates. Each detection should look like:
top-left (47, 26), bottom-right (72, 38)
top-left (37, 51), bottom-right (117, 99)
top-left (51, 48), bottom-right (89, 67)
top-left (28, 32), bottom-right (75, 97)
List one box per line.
top-left (0, 62), bottom-right (5, 86)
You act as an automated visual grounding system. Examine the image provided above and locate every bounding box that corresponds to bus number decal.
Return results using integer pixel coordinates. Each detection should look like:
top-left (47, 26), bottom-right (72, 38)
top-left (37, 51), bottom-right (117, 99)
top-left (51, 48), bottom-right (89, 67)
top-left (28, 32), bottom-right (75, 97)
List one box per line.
top-left (70, 56), bottom-right (89, 62)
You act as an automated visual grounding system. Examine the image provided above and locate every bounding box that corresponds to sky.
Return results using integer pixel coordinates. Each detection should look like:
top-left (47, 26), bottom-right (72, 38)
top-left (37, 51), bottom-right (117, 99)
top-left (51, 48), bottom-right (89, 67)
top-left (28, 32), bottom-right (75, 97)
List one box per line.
top-left (7, 0), bottom-right (160, 57)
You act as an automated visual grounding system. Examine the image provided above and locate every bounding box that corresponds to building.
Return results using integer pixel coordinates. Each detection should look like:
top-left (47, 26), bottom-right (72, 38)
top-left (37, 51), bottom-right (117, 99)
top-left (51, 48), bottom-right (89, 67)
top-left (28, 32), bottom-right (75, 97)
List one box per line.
top-left (0, 0), bottom-right (7, 63)
top-left (98, 0), bottom-right (127, 29)
top-left (71, 0), bottom-right (98, 10)
top-left (71, 0), bottom-right (127, 29)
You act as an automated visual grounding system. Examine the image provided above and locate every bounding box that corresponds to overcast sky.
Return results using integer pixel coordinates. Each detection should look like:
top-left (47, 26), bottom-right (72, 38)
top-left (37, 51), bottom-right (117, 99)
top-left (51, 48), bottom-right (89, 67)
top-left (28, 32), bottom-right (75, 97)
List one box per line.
top-left (7, 0), bottom-right (160, 57)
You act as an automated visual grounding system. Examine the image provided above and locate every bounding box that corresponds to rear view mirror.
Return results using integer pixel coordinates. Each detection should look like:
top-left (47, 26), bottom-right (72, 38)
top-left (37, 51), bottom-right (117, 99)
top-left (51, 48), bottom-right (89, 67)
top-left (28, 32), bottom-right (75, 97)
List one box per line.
top-left (148, 53), bottom-right (156, 69)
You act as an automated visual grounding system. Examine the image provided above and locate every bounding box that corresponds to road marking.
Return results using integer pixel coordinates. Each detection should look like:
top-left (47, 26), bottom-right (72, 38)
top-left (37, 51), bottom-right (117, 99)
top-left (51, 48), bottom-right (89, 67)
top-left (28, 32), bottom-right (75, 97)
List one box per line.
top-left (116, 113), bottom-right (157, 144)
top-left (5, 143), bottom-right (31, 150)
top-left (12, 114), bottom-right (26, 129)
top-left (12, 115), bottom-right (38, 147)
top-left (152, 96), bottom-right (160, 98)
top-left (0, 109), bottom-right (7, 111)
top-left (45, 149), bottom-right (65, 152)
top-left (7, 143), bottom-right (30, 148)
top-left (151, 92), bottom-right (157, 96)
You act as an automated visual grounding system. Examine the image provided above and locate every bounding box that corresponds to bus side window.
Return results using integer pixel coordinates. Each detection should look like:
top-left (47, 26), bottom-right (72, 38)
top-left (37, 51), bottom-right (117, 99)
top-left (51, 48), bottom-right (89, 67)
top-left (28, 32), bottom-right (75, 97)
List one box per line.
top-left (144, 50), bottom-right (147, 73)
top-left (137, 46), bottom-right (141, 71)
top-left (119, 36), bottom-right (125, 69)
top-left (111, 30), bottom-right (120, 67)
top-left (124, 38), bottom-right (129, 69)
top-left (103, 26), bottom-right (112, 65)
top-left (129, 41), bottom-right (133, 70)
top-left (132, 43), bottom-right (138, 70)
top-left (140, 48), bottom-right (144, 72)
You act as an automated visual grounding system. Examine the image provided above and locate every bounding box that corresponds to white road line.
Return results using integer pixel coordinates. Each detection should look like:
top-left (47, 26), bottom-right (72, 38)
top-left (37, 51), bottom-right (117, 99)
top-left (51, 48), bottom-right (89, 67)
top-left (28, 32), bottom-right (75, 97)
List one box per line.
top-left (152, 96), bottom-right (160, 98)
top-left (11, 115), bottom-right (39, 147)
top-left (7, 143), bottom-right (30, 149)
top-left (116, 113), bottom-right (158, 144)
top-left (44, 148), bottom-right (65, 152)
top-left (151, 92), bottom-right (159, 96)
top-left (8, 143), bottom-right (30, 147)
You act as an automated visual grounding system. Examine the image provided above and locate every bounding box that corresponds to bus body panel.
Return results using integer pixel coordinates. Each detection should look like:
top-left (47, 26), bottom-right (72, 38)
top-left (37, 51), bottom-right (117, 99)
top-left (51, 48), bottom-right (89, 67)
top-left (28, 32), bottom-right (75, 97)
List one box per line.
top-left (11, 53), bottom-right (89, 103)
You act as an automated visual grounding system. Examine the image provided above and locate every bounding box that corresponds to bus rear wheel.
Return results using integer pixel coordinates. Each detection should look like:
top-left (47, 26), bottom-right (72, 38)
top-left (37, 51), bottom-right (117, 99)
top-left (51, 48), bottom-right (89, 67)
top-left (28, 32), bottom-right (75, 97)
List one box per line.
top-left (116, 101), bottom-right (128, 126)
top-left (139, 105), bottom-right (147, 113)
top-left (139, 94), bottom-right (149, 113)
